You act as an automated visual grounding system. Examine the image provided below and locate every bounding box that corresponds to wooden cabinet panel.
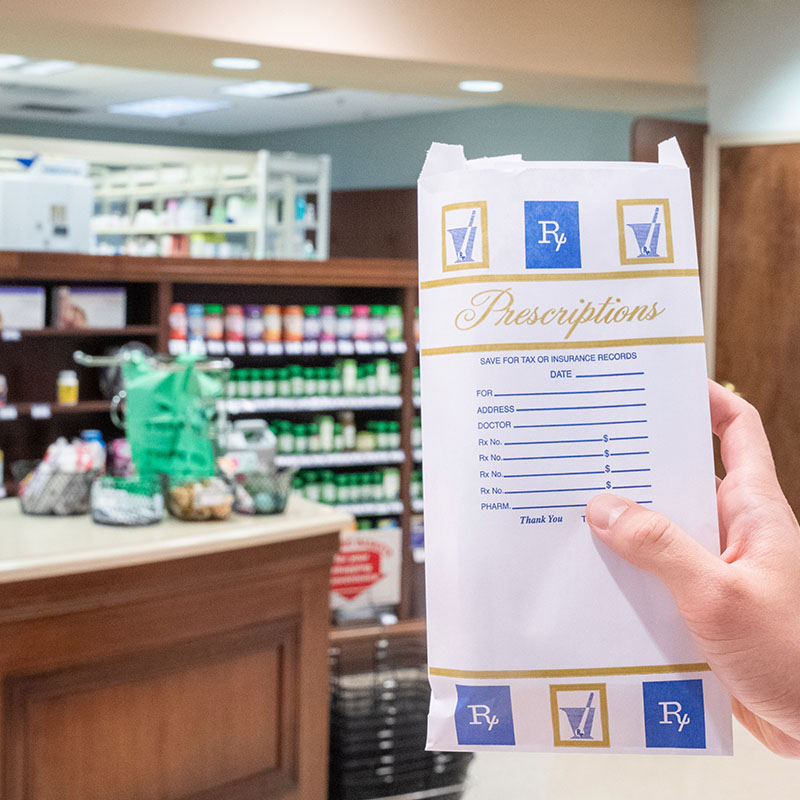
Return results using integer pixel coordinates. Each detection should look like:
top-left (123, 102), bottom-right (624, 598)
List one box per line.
top-left (715, 143), bottom-right (800, 514)
top-left (0, 522), bottom-right (340, 800)
top-left (330, 188), bottom-right (417, 259)
top-left (7, 624), bottom-right (294, 800)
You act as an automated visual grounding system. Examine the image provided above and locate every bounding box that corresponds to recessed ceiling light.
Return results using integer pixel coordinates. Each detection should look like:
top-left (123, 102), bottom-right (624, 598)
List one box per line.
top-left (213, 57), bottom-right (261, 70)
top-left (108, 96), bottom-right (231, 118)
top-left (0, 54), bottom-right (28, 70)
top-left (18, 60), bottom-right (78, 76)
top-left (220, 80), bottom-right (313, 98)
top-left (458, 80), bottom-right (504, 93)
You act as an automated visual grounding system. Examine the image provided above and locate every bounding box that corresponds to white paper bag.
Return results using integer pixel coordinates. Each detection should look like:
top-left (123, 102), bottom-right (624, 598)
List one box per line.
top-left (418, 141), bottom-right (732, 755)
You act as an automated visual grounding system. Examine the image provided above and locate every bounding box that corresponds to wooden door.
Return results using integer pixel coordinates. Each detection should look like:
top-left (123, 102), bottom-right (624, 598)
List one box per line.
top-left (715, 143), bottom-right (800, 514)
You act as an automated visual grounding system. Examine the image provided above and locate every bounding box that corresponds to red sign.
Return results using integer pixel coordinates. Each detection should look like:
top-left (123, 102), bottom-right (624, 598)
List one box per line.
top-left (330, 548), bottom-right (384, 601)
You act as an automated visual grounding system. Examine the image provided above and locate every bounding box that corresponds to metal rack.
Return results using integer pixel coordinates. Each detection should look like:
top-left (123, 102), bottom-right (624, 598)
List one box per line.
top-left (72, 350), bottom-right (233, 433)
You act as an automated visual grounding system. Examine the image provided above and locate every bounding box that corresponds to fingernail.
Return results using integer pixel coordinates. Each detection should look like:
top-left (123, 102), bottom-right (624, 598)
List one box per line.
top-left (586, 495), bottom-right (629, 531)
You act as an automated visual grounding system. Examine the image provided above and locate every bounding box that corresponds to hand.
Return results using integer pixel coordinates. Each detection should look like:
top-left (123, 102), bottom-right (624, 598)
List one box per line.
top-left (585, 380), bottom-right (800, 757)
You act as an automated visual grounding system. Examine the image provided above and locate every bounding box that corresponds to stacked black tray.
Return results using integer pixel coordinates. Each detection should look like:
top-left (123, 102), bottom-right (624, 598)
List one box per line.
top-left (329, 657), bottom-right (472, 800)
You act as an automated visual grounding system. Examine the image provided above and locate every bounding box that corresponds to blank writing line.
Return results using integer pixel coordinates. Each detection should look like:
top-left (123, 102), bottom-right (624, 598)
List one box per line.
top-left (612, 484), bottom-right (652, 490)
top-left (610, 451), bottom-right (650, 457)
top-left (609, 436), bottom-right (649, 441)
top-left (504, 486), bottom-right (606, 495)
top-left (575, 372), bottom-right (645, 378)
top-left (517, 403), bottom-right (646, 412)
top-left (494, 388), bottom-right (644, 397)
top-left (513, 504), bottom-right (590, 510)
top-left (514, 420), bottom-right (648, 429)
top-left (511, 500), bottom-right (653, 511)
top-left (505, 438), bottom-right (602, 445)
top-left (611, 468), bottom-right (651, 474)
top-left (503, 453), bottom-right (604, 461)
top-left (503, 471), bottom-right (605, 478)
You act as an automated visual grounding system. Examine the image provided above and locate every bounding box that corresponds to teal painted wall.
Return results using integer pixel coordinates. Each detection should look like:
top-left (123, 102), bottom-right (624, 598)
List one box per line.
top-left (232, 104), bottom-right (706, 189)
top-left (232, 104), bottom-right (632, 190)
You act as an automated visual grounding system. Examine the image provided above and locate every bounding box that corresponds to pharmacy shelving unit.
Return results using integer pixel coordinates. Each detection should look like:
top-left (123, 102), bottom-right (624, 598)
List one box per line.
top-left (0, 251), bottom-right (423, 640)
top-left (91, 149), bottom-right (330, 260)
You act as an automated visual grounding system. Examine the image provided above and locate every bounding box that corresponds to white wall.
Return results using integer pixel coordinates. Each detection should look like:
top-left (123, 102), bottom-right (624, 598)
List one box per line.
top-left (702, 0), bottom-right (800, 135)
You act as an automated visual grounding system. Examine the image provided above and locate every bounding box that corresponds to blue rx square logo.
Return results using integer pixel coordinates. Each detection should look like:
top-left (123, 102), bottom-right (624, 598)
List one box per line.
top-left (643, 679), bottom-right (706, 749)
top-left (455, 685), bottom-right (515, 745)
top-left (524, 201), bottom-right (581, 269)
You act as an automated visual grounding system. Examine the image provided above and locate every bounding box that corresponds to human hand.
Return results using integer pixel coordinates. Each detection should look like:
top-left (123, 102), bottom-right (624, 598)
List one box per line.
top-left (586, 379), bottom-right (800, 757)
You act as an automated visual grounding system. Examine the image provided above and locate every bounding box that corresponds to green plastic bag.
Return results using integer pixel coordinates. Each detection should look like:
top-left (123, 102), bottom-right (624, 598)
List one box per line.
top-left (122, 354), bottom-right (224, 479)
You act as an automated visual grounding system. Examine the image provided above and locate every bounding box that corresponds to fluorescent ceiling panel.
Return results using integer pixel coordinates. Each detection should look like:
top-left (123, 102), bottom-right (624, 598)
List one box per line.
top-left (108, 96), bottom-right (231, 118)
top-left (220, 80), bottom-right (313, 98)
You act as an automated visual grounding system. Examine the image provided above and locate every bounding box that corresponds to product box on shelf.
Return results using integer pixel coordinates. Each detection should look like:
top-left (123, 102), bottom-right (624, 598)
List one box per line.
top-left (52, 286), bottom-right (126, 330)
top-left (0, 286), bottom-right (45, 332)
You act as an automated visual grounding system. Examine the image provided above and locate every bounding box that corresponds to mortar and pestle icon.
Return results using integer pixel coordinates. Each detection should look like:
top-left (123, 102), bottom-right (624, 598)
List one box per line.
top-left (560, 692), bottom-right (596, 739)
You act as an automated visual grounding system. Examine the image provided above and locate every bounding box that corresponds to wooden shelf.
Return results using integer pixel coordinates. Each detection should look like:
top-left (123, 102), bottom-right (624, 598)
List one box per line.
top-left (92, 224), bottom-right (260, 236)
top-left (329, 617), bottom-right (426, 645)
top-left (0, 252), bottom-right (418, 289)
top-left (7, 325), bottom-right (159, 339)
top-left (0, 400), bottom-right (111, 421)
top-left (329, 618), bottom-right (427, 671)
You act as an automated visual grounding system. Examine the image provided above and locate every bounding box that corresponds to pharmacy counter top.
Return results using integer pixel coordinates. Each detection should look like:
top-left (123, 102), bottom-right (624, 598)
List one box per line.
top-left (0, 494), bottom-right (352, 583)
top-left (0, 496), bottom-right (349, 800)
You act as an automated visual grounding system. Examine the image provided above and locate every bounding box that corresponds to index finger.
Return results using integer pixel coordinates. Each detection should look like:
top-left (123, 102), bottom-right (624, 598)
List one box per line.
top-left (708, 379), bottom-right (778, 483)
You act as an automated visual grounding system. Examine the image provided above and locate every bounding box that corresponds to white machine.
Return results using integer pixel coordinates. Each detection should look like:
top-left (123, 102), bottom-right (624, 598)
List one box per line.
top-left (0, 156), bottom-right (92, 252)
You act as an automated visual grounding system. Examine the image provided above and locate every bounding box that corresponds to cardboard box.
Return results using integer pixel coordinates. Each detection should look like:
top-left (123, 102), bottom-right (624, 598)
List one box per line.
top-left (53, 286), bottom-right (126, 330)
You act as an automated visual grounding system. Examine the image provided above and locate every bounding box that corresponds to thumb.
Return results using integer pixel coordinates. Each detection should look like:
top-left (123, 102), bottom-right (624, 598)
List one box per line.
top-left (586, 494), bottom-right (722, 602)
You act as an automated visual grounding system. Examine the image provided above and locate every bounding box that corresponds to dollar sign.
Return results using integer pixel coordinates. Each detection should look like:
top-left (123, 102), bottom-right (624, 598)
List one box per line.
top-left (604, 449), bottom-right (609, 458)
top-left (605, 464), bottom-right (611, 473)
top-left (606, 481), bottom-right (611, 489)
top-left (603, 434), bottom-right (608, 442)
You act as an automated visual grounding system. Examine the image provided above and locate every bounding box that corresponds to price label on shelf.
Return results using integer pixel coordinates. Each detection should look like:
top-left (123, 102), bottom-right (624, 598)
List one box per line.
top-left (354, 340), bottom-right (373, 355)
top-left (248, 341), bottom-right (268, 356)
top-left (225, 341), bottom-right (246, 356)
top-left (337, 340), bottom-right (355, 355)
top-left (265, 342), bottom-right (283, 356)
top-left (319, 341), bottom-right (337, 356)
top-left (389, 341), bottom-right (408, 354)
top-left (284, 342), bottom-right (303, 356)
top-left (30, 403), bottom-right (52, 419)
top-left (371, 341), bottom-right (389, 354)
top-left (0, 406), bottom-right (18, 421)
top-left (1, 328), bottom-right (21, 342)
top-left (168, 339), bottom-right (188, 355)
top-left (206, 340), bottom-right (226, 356)
top-left (301, 341), bottom-right (319, 355)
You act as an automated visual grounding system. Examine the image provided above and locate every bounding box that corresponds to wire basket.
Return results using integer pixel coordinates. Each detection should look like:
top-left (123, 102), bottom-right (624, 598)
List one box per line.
top-left (234, 468), bottom-right (295, 515)
top-left (91, 475), bottom-right (164, 526)
top-left (19, 469), bottom-right (97, 516)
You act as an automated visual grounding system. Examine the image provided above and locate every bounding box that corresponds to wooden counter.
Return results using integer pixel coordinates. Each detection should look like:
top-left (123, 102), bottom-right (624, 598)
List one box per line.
top-left (0, 497), bottom-right (351, 800)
